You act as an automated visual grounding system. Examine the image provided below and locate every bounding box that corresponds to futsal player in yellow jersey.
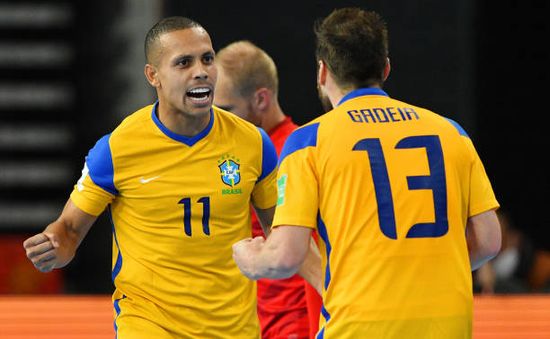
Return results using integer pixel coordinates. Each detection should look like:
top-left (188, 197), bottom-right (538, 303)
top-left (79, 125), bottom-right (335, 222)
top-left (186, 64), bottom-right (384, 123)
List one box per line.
top-left (23, 17), bottom-right (279, 338)
top-left (233, 8), bottom-right (502, 339)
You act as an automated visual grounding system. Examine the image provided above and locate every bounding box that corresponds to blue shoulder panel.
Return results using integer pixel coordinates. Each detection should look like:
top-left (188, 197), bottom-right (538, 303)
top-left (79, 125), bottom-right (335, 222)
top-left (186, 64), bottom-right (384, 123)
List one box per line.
top-left (86, 134), bottom-right (118, 195)
top-left (445, 118), bottom-right (469, 138)
top-left (278, 123), bottom-right (319, 165)
top-left (257, 127), bottom-right (278, 181)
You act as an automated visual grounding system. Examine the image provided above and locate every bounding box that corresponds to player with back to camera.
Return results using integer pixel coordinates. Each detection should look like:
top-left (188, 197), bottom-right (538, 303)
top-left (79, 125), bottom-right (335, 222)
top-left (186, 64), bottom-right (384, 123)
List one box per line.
top-left (23, 16), bottom-right (320, 338)
top-left (214, 40), bottom-right (323, 339)
top-left (233, 7), bottom-right (502, 339)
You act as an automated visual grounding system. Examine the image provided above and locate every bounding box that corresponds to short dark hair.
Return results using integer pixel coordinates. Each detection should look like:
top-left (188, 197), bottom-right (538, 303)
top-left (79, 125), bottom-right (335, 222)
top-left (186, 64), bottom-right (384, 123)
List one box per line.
top-left (314, 8), bottom-right (388, 89)
top-left (144, 16), bottom-right (203, 64)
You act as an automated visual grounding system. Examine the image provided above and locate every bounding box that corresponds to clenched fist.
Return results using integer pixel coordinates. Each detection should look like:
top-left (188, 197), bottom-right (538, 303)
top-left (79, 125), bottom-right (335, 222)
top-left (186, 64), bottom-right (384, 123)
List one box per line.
top-left (23, 233), bottom-right (60, 273)
top-left (232, 236), bottom-right (265, 280)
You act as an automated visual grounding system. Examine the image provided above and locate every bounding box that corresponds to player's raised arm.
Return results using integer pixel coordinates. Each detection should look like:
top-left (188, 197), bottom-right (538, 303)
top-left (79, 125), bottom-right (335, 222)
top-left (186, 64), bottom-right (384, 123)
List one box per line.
top-left (23, 198), bottom-right (97, 273)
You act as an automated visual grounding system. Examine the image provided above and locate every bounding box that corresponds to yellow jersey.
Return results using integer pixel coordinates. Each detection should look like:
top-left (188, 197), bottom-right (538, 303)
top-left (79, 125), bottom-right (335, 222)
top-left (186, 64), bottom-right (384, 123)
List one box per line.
top-left (273, 88), bottom-right (499, 339)
top-left (70, 103), bottom-right (278, 338)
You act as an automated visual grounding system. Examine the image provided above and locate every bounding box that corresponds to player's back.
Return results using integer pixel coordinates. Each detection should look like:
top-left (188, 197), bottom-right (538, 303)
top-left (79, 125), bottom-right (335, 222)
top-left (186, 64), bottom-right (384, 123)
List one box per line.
top-left (302, 88), bottom-right (498, 338)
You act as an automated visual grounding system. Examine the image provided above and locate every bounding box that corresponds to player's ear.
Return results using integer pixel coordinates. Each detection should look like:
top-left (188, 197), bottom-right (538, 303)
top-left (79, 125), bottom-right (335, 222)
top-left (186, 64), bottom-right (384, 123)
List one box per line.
top-left (382, 57), bottom-right (391, 82)
top-left (254, 88), bottom-right (271, 111)
top-left (317, 60), bottom-right (327, 87)
top-left (144, 64), bottom-right (160, 87)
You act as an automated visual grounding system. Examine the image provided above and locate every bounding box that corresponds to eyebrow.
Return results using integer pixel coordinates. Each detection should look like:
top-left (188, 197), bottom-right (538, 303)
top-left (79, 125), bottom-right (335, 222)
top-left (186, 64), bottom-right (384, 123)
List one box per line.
top-left (172, 54), bottom-right (192, 63)
top-left (172, 50), bottom-right (214, 62)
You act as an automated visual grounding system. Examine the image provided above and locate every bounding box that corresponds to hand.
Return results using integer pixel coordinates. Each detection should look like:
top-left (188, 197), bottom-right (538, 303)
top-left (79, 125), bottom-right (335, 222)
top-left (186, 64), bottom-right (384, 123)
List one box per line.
top-left (23, 233), bottom-right (60, 273)
top-left (232, 236), bottom-right (265, 280)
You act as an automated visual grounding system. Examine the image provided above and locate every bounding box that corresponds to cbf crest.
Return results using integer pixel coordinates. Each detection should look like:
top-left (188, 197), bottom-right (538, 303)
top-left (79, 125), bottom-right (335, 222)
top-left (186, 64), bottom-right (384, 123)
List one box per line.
top-left (218, 154), bottom-right (241, 187)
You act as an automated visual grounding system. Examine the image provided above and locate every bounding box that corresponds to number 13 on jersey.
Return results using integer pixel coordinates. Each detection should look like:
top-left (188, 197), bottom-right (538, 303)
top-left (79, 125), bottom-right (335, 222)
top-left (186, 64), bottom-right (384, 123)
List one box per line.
top-left (353, 135), bottom-right (448, 240)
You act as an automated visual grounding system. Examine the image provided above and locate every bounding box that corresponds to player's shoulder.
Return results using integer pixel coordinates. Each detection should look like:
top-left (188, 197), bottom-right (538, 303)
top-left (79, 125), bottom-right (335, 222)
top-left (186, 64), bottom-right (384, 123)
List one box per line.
top-left (287, 109), bottom-right (333, 144)
top-left (86, 104), bottom-right (153, 154)
top-left (287, 116), bottom-right (322, 139)
top-left (213, 105), bottom-right (263, 139)
top-left (112, 104), bottom-right (154, 136)
top-left (287, 110), bottom-right (328, 137)
top-left (389, 97), bottom-right (471, 138)
top-left (279, 117), bottom-right (323, 163)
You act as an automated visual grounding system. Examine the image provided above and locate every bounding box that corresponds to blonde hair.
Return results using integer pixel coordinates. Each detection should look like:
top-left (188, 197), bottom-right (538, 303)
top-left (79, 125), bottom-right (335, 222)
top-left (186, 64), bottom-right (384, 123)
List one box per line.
top-left (216, 40), bottom-right (278, 98)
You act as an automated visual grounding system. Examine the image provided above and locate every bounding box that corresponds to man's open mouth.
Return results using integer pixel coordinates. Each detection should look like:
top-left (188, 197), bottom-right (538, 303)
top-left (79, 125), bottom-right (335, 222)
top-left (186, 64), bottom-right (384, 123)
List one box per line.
top-left (186, 87), bottom-right (211, 104)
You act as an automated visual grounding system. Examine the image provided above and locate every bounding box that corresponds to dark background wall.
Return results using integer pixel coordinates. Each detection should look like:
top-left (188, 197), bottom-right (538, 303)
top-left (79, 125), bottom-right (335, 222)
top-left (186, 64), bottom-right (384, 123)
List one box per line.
top-left (475, 1), bottom-right (548, 251)
top-left (165, 0), bottom-right (477, 130)
top-left (1, 0), bottom-right (548, 294)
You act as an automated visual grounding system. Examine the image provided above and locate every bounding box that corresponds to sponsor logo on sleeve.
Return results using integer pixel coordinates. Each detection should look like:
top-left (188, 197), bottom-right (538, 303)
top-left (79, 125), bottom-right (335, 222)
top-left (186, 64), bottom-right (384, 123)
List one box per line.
top-left (277, 174), bottom-right (288, 206)
top-left (76, 163), bottom-right (89, 192)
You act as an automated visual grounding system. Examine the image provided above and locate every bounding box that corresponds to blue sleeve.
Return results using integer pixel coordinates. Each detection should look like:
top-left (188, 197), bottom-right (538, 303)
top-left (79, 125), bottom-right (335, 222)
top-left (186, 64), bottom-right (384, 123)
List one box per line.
top-left (279, 123), bottom-right (319, 165)
top-left (85, 134), bottom-right (118, 195)
top-left (257, 127), bottom-right (278, 181)
top-left (445, 118), bottom-right (469, 138)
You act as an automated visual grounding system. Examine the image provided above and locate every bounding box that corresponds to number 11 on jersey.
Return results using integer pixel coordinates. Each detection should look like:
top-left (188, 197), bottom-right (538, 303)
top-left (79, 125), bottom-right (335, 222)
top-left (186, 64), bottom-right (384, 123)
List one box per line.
top-left (178, 196), bottom-right (211, 236)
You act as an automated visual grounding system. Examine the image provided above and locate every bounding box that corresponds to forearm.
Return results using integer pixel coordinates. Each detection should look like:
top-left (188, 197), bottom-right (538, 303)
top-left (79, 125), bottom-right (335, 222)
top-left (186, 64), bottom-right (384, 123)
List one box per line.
top-left (24, 199), bottom-right (97, 272)
top-left (45, 200), bottom-right (96, 268)
top-left (298, 238), bottom-right (322, 294)
top-left (233, 225), bottom-right (311, 281)
top-left (42, 219), bottom-right (81, 268)
top-left (476, 262), bottom-right (496, 294)
top-left (250, 241), bottom-right (300, 280)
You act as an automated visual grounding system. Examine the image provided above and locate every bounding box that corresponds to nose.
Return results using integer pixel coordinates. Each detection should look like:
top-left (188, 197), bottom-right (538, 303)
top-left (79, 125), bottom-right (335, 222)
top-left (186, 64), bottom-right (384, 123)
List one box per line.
top-left (193, 63), bottom-right (208, 80)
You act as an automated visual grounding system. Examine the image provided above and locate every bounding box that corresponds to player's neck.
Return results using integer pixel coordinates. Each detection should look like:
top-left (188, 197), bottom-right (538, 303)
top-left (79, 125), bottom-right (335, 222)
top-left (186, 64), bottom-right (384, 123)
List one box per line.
top-left (323, 72), bottom-right (349, 108)
top-left (260, 103), bottom-right (286, 134)
top-left (157, 103), bottom-right (211, 137)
